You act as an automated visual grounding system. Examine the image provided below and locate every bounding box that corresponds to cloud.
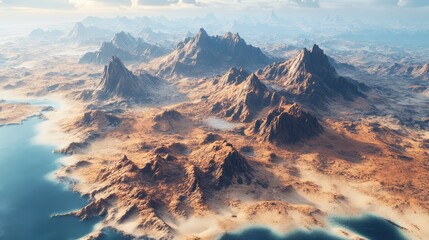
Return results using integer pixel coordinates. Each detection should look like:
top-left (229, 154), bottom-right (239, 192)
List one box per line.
top-left (398, 0), bottom-right (429, 7)
top-left (289, 0), bottom-right (319, 8)
top-left (95, 0), bottom-right (132, 6)
top-left (135, 0), bottom-right (197, 6)
top-left (0, 0), bottom-right (75, 9)
top-left (371, 0), bottom-right (398, 6)
top-left (320, 0), bottom-right (429, 8)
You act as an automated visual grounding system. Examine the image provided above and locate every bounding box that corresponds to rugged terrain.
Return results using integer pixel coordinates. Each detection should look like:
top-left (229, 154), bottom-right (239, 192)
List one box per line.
top-left (153, 28), bottom-right (271, 77)
top-left (0, 101), bottom-right (45, 126)
top-left (0, 28), bottom-right (428, 240)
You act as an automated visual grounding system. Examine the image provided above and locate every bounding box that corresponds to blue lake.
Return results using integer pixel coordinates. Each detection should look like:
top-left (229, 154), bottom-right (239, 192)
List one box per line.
top-left (0, 116), bottom-right (98, 239)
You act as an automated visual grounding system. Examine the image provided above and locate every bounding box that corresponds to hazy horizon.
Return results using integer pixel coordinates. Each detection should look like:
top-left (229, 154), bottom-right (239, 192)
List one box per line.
top-left (1, 0), bottom-right (429, 31)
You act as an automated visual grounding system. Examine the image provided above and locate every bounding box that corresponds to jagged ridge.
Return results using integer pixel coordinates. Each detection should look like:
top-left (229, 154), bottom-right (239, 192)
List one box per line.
top-left (157, 28), bottom-right (271, 76)
top-left (258, 44), bottom-right (366, 105)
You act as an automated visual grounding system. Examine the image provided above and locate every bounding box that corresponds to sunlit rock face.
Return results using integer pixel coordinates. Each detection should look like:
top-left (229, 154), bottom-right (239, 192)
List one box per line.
top-left (259, 44), bottom-right (367, 105)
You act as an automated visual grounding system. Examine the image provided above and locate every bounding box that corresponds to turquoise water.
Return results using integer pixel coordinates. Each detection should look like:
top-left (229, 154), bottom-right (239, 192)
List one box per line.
top-left (219, 214), bottom-right (408, 240)
top-left (0, 116), bottom-right (97, 239)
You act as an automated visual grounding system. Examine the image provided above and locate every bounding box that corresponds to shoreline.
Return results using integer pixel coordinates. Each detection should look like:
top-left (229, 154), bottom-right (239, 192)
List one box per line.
top-left (3, 94), bottom-right (428, 240)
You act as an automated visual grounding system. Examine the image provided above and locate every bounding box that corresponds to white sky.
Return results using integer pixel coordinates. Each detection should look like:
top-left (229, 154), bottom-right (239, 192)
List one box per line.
top-left (0, 0), bottom-right (428, 28)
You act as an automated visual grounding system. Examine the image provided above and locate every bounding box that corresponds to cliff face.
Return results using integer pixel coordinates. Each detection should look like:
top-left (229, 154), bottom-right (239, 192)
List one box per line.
top-left (249, 104), bottom-right (323, 144)
top-left (157, 28), bottom-right (271, 76)
top-left (259, 44), bottom-right (366, 105)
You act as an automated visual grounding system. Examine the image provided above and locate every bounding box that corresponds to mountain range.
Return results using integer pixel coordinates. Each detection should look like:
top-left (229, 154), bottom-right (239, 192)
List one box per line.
top-left (156, 28), bottom-right (272, 76)
top-left (66, 22), bottom-right (113, 45)
top-left (258, 44), bottom-right (367, 105)
top-left (80, 31), bottom-right (167, 64)
top-left (369, 62), bottom-right (429, 81)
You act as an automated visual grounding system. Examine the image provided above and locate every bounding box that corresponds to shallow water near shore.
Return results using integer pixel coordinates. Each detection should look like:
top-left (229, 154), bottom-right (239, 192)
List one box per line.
top-left (0, 116), bottom-right (97, 239)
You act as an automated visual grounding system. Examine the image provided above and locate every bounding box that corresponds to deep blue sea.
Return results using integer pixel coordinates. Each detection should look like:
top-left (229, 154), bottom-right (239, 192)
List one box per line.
top-left (220, 214), bottom-right (408, 240)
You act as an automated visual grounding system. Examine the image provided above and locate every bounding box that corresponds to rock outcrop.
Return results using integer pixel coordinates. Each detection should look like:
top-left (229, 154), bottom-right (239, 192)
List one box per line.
top-left (95, 56), bottom-right (160, 102)
top-left (258, 44), bottom-right (366, 105)
top-left (77, 110), bottom-right (121, 129)
top-left (157, 28), bottom-right (271, 76)
top-left (249, 104), bottom-right (323, 144)
top-left (152, 110), bottom-right (184, 132)
top-left (194, 140), bottom-right (253, 189)
top-left (209, 68), bottom-right (288, 122)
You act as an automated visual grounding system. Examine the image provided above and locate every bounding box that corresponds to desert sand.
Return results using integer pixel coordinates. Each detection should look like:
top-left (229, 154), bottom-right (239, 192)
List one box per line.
top-left (0, 34), bottom-right (428, 240)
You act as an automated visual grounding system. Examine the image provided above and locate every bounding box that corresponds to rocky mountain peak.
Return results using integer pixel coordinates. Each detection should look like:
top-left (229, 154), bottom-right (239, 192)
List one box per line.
top-left (223, 32), bottom-right (242, 43)
top-left (258, 44), bottom-right (366, 105)
top-left (111, 31), bottom-right (137, 51)
top-left (67, 22), bottom-right (85, 39)
top-left (198, 141), bottom-right (253, 189)
top-left (221, 67), bottom-right (249, 85)
top-left (96, 56), bottom-right (154, 101)
top-left (157, 28), bottom-right (271, 76)
top-left (197, 28), bottom-right (208, 38)
top-left (245, 73), bottom-right (267, 92)
top-left (211, 69), bottom-right (287, 122)
top-left (249, 104), bottom-right (323, 144)
top-left (194, 28), bottom-right (210, 44)
top-left (296, 44), bottom-right (337, 78)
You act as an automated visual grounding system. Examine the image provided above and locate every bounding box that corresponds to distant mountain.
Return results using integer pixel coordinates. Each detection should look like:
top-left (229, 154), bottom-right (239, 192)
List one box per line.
top-left (370, 62), bottom-right (429, 81)
top-left (66, 22), bottom-right (113, 45)
top-left (29, 28), bottom-right (63, 39)
top-left (258, 44), bottom-right (366, 105)
top-left (80, 31), bottom-right (167, 64)
top-left (138, 28), bottom-right (172, 46)
top-left (95, 56), bottom-right (160, 102)
top-left (157, 28), bottom-right (272, 76)
top-left (111, 31), bottom-right (138, 52)
top-left (248, 103), bottom-right (323, 144)
top-left (80, 42), bottom-right (136, 64)
top-left (209, 67), bottom-right (287, 122)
